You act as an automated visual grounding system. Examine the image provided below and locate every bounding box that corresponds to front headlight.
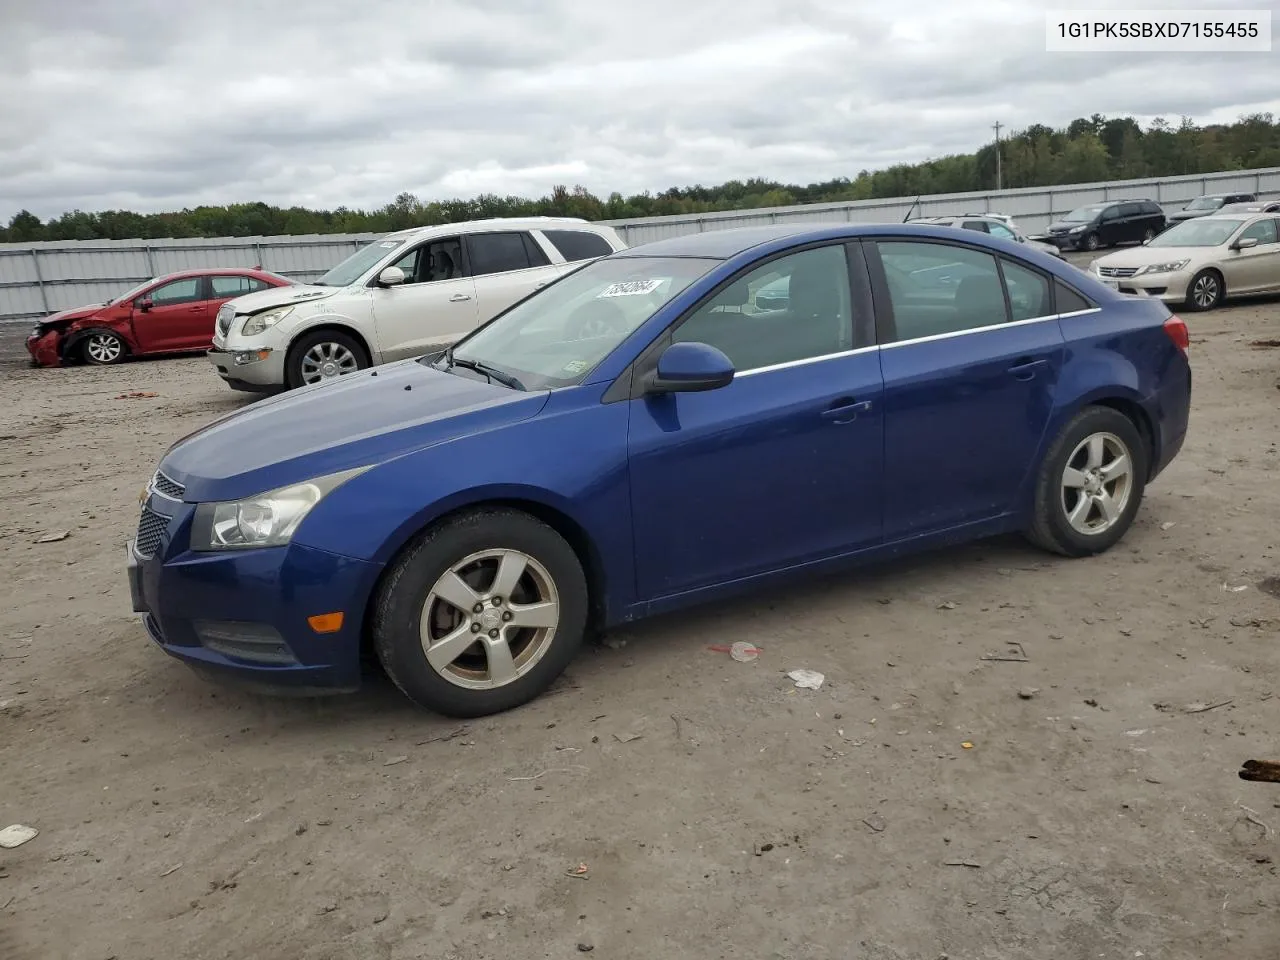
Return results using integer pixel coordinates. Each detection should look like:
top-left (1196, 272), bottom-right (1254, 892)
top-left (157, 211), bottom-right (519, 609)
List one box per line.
top-left (1068, 225), bottom-right (1086, 234)
top-left (1137, 260), bottom-right (1190, 276)
top-left (190, 466), bottom-right (370, 551)
top-left (241, 306), bottom-right (294, 337)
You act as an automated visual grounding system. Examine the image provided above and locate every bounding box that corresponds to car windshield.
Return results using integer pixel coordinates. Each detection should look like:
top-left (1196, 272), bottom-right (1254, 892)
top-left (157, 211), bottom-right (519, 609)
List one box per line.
top-left (108, 278), bottom-right (160, 304)
top-left (1185, 197), bottom-right (1225, 211)
top-left (1147, 218), bottom-right (1245, 247)
top-left (434, 256), bottom-right (718, 390)
top-left (314, 237), bottom-right (406, 287)
top-left (1063, 204), bottom-right (1107, 222)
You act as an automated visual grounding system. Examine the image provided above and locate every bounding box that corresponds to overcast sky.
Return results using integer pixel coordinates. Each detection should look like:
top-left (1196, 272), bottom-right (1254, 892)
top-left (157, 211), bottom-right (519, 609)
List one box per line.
top-left (1, 0), bottom-right (1276, 220)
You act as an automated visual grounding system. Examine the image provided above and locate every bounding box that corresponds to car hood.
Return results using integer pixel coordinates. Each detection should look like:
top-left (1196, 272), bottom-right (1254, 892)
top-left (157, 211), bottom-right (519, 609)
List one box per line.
top-left (40, 304), bottom-right (104, 326)
top-left (1092, 245), bottom-right (1218, 269)
top-left (159, 360), bottom-right (550, 503)
top-left (223, 283), bottom-right (340, 315)
top-left (1169, 210), bottom-right (1210, 221)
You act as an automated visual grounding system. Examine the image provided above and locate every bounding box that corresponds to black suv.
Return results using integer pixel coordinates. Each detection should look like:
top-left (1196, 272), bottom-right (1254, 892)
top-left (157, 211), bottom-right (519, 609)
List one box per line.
top-left (1039, 199), bottom-right (1167, 252)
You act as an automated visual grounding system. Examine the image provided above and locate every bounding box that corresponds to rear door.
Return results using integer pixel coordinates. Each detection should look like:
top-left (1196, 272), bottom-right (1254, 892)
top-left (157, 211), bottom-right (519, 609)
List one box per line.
top-left (869, 238), bottom-right (1065, 540)
top-left (466, 231), bottom-right (561, 321)
top-left (131, 276), bottom-right (211, 352)
top-left (203, 275), bottom-right (274, 349)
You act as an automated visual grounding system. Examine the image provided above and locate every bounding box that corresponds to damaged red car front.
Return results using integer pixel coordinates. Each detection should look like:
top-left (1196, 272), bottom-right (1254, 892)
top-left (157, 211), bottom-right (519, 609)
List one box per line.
top-left (26, 268), bottom-right (294, 368)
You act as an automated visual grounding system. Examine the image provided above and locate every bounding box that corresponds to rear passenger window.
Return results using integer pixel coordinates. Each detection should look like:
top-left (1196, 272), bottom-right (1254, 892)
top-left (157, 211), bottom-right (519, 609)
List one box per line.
top-left (1054, 280), bottom-right (1093, 314)
top-left (1000, 260), bottom-right (1052, 321)
top-left (211, 275), bottom-right (255, 297)
top-left (876, 241), bottom-right (1008, 342)
top-left (467, 232), bottom-right (536, 276)
top-left (542, 229), bottom-right (614, 263)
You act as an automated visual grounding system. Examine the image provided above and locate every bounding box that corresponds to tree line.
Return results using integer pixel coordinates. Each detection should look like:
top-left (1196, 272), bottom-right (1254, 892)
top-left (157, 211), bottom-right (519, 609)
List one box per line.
top-left (4, 113), bottom-right (1278, 244)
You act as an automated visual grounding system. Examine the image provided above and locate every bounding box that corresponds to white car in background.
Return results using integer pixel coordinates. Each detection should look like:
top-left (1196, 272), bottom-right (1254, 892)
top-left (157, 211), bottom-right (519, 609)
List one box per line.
top-left (208, 217), bottom-right (627, 391)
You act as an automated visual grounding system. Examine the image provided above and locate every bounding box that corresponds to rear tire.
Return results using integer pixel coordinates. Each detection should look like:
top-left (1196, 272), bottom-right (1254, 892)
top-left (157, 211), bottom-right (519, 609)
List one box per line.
top-left (285, 329), bottom-right (369, 389)
top-left (1025, 406), bottom-right (1148, 558)
top-left (81, 331), bottom-right (126, 365)
top-left (372, 508), bottom-right (589, 717)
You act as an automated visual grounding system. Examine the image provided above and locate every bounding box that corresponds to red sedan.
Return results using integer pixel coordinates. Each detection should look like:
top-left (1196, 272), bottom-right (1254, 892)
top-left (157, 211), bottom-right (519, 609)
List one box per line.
top-left (26, 268), bottom-right (294, 367)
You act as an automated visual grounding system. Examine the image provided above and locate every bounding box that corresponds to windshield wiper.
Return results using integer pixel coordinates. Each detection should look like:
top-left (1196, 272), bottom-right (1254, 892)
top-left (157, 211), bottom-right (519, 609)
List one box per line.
top-left (447, 356), bottom-right (525, 391)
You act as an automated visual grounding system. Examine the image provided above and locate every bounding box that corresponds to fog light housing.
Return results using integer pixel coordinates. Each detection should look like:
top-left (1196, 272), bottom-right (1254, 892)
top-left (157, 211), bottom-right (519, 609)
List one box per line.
top-left (233, 349), bottom-right (272, 365)
top-left (192, 620), bottom-right (297, 665)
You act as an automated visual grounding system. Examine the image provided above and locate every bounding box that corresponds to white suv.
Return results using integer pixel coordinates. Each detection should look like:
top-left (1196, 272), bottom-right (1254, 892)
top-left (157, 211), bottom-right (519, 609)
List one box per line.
top-left (207, 217), bottom-right (627, 391)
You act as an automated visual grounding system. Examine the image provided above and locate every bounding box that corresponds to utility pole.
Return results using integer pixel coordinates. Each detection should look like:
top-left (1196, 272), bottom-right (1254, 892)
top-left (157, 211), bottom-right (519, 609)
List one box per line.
top-left (993, 121), bottom-right (1003, 191)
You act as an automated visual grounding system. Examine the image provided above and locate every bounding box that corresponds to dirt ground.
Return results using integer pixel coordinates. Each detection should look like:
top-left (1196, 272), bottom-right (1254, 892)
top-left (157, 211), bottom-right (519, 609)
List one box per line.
top-left (2, 275), bottom-right (1280, 960)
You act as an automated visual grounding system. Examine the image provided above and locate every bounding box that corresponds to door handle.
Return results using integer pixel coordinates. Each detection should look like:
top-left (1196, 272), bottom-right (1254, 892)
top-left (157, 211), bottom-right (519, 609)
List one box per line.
top-left (188, 305), bottom-right (204, 312)
top-left (449, 294), bottom-right (472, 302)
top-left (821, 399), bottom-right (873, 423)
top-left (1008, 358), bottom-right (1048, 381)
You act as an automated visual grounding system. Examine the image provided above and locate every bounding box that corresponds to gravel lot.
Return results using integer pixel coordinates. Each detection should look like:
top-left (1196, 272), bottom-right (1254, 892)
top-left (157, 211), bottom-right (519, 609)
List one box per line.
top-left (2, 270), bottom-right (1280, 960)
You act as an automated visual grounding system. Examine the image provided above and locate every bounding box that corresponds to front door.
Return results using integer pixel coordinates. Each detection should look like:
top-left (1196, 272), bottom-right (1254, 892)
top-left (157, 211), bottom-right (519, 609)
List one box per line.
top-left (869, 238), bottom-right (1065, 541)
top-left (466, 231), bottom-right (562, 322)
top-left (1224, 218), bottom-right (1280, 294)
top-left (370, 236), bottom-right (479, 361)
top-left (627, 243), bottom-right (885, 600)
top-left (131, 276), bottom-right (211, 352)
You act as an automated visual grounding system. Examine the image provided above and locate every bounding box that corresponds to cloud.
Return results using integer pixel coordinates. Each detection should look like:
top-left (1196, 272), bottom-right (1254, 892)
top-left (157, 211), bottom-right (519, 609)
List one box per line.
top-left (0, 0), bottom-right (1275, 220)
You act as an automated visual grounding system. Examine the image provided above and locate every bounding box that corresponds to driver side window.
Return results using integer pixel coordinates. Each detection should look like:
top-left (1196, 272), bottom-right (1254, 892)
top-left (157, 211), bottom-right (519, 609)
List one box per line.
top-left (671, 244), bottom-right (853, 372)
top-left (1239, 219), bottom-right (1279, 245)
top-left (388, 238), bottom-right (465, 285)
top-left (147, 278), bottom-right (202, 306)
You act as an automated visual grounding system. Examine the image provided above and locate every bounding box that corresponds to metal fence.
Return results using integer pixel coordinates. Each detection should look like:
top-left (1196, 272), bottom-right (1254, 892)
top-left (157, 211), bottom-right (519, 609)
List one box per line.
top-left (3, 165), bottom-right (1279, 324)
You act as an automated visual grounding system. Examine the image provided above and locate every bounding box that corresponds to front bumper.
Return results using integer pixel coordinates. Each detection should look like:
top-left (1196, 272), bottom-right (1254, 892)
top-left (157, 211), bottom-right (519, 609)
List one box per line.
top-left (207, 345), bottom-right (286, 392)
top-left (1041, 232), bottom-right (1088, 250)
top-left (26, 330), bottom-right (62, 367)
top-left (1091, 270), bottom-right (1191, 303)
top-left (126, 500), bottom-right (384, 694)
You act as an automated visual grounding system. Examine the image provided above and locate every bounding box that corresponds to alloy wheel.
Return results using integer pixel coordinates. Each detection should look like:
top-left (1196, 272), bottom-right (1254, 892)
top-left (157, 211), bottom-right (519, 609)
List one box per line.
top-left (419, 549), bottom-right (560, 690)
top-left (86, 333), bottom-right (123, 364)
top-left (299, 342), bottom-right (359, 383)
top-left (1192, 274), bottom-right (1220, 309)
top-left (1060, 432), bottom-right (1134, 536)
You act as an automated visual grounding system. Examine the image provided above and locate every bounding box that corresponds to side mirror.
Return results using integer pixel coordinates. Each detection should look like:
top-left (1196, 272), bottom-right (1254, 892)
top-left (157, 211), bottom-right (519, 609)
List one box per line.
top-left (137, 298), bottom-right (153, 312)
top-left (378, 265), bottom-right (406, 287)
top-left (1232, 237), bottom-right (1259, 250)
top-left (646, 341), bottom-right (735, 394)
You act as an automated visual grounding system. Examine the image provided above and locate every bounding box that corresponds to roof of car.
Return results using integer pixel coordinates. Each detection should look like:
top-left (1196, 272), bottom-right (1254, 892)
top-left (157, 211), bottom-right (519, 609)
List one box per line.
top-left (383, 217), bottom-right (596, 242)
top-left (613, 222), bottom-right (1029, 260)
top-left (156, 267), bottom-right (285, 279)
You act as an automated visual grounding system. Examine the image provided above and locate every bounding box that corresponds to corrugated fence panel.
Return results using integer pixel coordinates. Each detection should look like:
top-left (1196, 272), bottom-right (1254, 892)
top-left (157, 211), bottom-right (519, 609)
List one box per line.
top-left (3, 166), bottom-right (1278, 322)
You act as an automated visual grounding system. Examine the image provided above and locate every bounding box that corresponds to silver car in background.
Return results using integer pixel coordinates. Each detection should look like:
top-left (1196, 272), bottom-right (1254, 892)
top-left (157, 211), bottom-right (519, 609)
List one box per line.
top-left (1088, 212), bottom-right (1280, 311)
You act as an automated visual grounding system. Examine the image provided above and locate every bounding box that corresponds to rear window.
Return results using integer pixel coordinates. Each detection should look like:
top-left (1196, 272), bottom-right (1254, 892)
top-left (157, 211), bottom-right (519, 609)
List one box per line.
top-left (542, 229), bottom-right (615, 263)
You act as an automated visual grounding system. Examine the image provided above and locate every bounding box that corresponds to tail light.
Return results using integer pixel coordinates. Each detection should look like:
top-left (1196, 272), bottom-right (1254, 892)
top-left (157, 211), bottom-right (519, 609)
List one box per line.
top-left (1163, 315), bottom-right (1189, 353)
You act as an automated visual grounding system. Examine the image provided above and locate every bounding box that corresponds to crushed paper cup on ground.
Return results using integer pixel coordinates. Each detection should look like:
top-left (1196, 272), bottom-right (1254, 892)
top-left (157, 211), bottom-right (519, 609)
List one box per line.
top-left (0, 824), bottom-right (39, 848)
top-left (787, 669), bottom-right (825, 690)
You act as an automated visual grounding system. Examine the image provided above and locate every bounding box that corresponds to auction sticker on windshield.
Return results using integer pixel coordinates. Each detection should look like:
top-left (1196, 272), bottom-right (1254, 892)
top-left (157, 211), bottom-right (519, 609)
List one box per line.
top-left (598, 278), bottom-right (665, 298)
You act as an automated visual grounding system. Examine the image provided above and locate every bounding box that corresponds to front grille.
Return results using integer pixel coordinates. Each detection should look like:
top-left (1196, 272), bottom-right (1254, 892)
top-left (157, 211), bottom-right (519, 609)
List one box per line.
top-left (216, 304), bottom-right (235, 337)
top-left (152, 470), bottom-right (185, 499)
top-left (1098, 266), bottom-right (1138, 279)
top-left (135, 505), bottom-right (169, 559)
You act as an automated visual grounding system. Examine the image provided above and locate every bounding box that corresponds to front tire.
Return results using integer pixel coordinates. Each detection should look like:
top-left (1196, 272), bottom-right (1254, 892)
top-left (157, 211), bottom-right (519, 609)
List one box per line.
top-left (1184, 269), bottom-right (1224, 312)
top-left (1082, 232), bottom-right (1101, 252)
top-left (81, 331), bottom-right (126, 365)
top-left (285, 329), bottom-right (368, 388)
top-left (1026, 406), bottom-right (1148, 558)
top-left (372, 508), bottom-right (589, 717)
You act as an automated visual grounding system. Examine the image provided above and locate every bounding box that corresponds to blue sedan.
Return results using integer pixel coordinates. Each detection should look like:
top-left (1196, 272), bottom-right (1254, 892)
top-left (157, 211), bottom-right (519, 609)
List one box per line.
top-left (127, 223), bottom-right (1192, 716)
